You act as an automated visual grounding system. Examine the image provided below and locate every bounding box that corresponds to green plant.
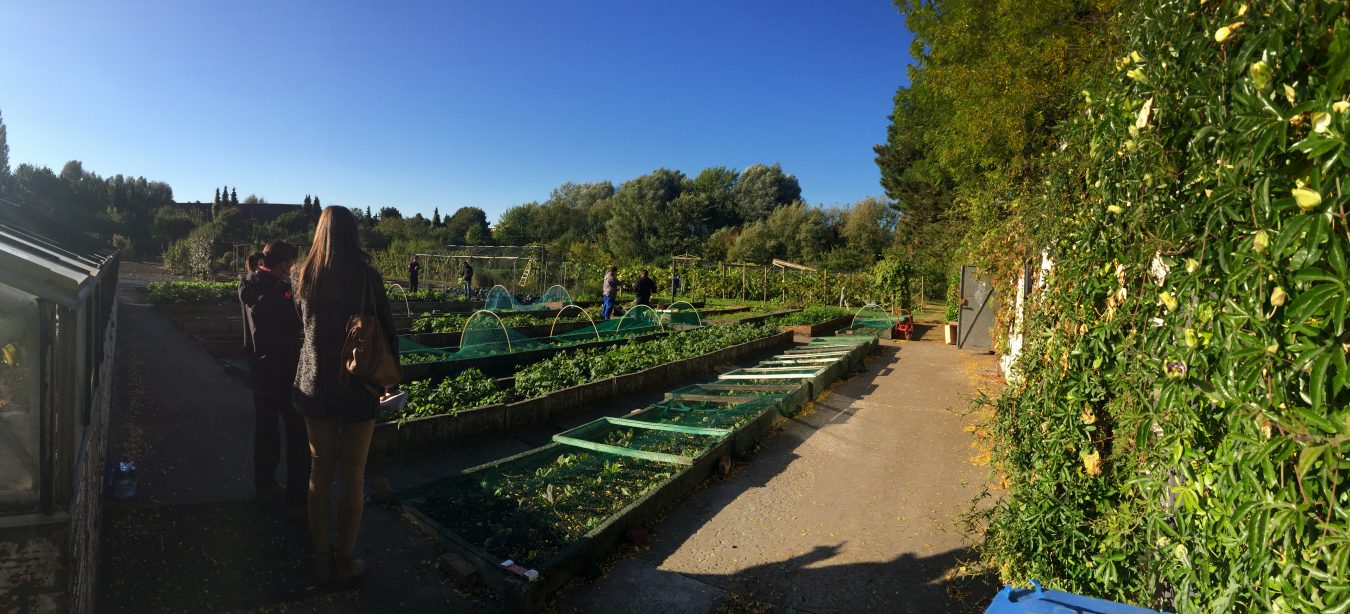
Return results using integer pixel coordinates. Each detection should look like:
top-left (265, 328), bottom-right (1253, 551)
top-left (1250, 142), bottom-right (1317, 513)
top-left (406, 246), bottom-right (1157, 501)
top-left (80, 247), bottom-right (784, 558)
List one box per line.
top-left (513, 324), bottom-right (778, 398)
top-left (978, 1), bottom-right (1350, 611)
top-left (389, 368), bottom-right (505, 422)
top-left (944, 270), bottom-right (960, 323)
top-left (146, 281), bottom-right (238, 304)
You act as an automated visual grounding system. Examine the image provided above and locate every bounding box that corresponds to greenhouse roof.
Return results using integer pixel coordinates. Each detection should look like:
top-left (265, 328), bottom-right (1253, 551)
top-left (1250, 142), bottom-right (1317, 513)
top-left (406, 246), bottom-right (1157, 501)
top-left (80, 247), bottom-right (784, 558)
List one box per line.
top-left (0, 199), bottom-right (119, 306)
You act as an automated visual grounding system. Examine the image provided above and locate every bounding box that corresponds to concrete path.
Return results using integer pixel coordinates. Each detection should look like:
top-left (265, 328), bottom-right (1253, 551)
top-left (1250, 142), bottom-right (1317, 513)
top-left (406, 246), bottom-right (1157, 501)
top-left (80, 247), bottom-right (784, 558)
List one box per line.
top-left (552, 340), bottom-right (1000, 613)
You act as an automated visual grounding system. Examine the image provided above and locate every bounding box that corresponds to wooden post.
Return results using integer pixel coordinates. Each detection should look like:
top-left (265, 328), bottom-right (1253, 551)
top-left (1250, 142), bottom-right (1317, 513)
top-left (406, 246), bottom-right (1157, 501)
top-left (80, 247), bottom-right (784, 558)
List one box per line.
top-left (762, 267), bottom-right (768, 302)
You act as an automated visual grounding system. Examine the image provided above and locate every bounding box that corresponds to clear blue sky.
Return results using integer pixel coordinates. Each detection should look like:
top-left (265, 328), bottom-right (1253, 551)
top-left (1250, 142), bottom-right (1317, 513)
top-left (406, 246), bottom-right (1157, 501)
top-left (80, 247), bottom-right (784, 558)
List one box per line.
top-left (0, 1), bottom-right (912, 222)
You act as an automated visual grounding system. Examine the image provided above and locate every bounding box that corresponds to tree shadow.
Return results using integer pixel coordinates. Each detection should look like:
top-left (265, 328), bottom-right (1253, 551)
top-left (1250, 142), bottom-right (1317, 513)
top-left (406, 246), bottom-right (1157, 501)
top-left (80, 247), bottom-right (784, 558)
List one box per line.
top-left (687, 544), bottom-right (996, 613)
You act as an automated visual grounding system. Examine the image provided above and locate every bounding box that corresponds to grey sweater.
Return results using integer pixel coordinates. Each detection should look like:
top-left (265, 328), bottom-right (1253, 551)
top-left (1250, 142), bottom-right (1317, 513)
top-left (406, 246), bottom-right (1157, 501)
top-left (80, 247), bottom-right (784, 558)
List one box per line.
top-left (292, 267), bottom-right (399, 422)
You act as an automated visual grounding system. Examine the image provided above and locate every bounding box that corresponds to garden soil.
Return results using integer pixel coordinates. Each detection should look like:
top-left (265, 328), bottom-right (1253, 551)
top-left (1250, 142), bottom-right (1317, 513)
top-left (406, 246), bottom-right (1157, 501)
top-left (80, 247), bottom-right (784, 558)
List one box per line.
top-left (99, 264), bottom-right (998, 612)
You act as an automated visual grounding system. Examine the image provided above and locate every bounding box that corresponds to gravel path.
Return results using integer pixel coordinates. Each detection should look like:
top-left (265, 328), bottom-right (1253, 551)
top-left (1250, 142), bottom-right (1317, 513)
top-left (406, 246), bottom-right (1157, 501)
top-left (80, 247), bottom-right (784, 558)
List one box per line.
top-left (554, 340), bottom-right (999, 613)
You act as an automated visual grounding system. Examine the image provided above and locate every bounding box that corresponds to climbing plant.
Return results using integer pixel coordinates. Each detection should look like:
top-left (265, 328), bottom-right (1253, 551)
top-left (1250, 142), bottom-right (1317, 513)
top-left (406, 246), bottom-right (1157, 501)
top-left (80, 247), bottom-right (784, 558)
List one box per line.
top-left (980, 0), bottom-right (1350, 611)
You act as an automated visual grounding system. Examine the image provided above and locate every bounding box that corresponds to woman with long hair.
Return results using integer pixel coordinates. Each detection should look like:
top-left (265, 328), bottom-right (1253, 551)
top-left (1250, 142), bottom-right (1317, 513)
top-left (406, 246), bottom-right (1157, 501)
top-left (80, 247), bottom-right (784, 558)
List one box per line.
top-left (293, 206), bottom-right (398, 585)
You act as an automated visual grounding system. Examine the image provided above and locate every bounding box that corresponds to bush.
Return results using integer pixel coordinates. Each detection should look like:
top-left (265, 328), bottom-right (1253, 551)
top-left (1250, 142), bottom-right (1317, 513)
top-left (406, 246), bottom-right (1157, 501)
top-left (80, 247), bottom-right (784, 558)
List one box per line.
top-left (980, 1), bottom-right (1350, 610)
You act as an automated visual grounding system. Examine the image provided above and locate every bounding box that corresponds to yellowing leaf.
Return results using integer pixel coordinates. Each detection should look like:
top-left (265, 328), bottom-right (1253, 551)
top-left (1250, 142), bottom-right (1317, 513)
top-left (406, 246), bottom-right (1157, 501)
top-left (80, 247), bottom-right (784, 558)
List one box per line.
top-left (1136, 97), bottom-right (1154, 129)
top-left (1282, 84), bottom-right (1296, 104)
top-left (1310, 111), bottom-right (1330, 134)
top-left (1270, 286), bottom-right (1286, 307)
top-left (1081, 449), bottom-right (1102, 476)
top-left (1292, 188), bottom-right (1322, 211)
top-left (1107, 204), bottom-right (1124, 214)
top-left (1214, 21), bottom-right (1243, 43)
top-left (1248, 60), bottom-right (1271, 91)
top-left (1160, 291), bottom-right (1178, 312)
top-left (1126, 68), bottom-right (1147, 82)
top-left (1334, 100), bottom-right (1350, 113)
top-left (1253, 230), bottom-right (1269, 252)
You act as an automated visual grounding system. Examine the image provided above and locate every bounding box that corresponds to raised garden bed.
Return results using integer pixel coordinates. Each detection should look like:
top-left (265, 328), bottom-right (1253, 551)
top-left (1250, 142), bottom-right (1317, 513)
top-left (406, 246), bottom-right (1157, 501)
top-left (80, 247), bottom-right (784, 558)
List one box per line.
top-left (369, 330), bottom-right (793, 459)
top-left (393, 335), bottom-right (876, 612)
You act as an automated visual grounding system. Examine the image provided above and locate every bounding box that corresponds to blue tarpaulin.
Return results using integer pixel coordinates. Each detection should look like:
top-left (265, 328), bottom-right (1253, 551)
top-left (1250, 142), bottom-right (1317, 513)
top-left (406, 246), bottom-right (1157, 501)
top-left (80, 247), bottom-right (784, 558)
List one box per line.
top-left (983, 581), bottom-right (1164, 614)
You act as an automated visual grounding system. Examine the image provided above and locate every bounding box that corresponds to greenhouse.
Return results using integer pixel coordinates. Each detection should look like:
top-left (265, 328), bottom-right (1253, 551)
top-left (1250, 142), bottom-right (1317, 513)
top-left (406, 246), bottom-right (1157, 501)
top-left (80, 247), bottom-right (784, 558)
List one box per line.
top-left (0, 200), bottom-right (120, 610)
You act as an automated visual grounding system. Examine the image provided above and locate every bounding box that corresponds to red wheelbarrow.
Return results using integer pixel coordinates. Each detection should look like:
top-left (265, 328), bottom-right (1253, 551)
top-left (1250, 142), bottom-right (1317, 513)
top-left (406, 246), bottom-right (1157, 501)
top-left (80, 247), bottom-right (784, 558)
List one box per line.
top-left (892, 308), bottom-right (914, 340)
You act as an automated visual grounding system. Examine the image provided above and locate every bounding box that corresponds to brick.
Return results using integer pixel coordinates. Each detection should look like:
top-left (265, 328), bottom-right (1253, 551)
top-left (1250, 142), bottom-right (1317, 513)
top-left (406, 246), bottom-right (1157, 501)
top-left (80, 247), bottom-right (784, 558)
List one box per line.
top-left (437, 553), bottom-right (479, 587)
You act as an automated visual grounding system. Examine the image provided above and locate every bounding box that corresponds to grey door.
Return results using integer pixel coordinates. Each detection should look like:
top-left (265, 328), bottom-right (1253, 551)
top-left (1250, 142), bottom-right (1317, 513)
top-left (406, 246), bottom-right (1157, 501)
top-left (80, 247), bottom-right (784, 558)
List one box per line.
top-left (957, 265), bottom-right (997, 350)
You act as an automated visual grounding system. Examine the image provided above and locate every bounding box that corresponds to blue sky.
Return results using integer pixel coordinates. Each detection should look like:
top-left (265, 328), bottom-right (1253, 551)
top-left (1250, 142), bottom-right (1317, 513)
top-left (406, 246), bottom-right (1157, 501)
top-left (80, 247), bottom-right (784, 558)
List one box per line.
top-left (0, 1), bottom-right (912, 221)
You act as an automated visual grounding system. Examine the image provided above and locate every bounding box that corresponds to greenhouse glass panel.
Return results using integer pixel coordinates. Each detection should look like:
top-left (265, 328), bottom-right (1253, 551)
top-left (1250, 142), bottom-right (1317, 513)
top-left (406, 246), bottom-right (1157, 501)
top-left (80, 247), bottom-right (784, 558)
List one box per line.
top-left (0, 282), bottom-right (40, 510)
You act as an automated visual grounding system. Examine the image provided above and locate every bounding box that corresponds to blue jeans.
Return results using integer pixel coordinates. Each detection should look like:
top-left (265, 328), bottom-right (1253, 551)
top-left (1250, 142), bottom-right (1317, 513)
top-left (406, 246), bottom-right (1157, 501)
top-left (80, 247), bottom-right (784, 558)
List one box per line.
top-left (601, 294), bottom-right (615, 320)
top-left (463, 281), bottom-right (471, 300)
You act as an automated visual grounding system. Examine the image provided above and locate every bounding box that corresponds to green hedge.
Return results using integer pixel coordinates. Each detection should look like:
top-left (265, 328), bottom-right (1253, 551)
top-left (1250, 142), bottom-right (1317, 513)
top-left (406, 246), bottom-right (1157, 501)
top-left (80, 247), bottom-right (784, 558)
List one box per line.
top-left (764, 306), bottom-right (852, 327)
top-left (982, 1), bottom-right (1350, 611)
top-left (147, 281), bottom-right (238, 304)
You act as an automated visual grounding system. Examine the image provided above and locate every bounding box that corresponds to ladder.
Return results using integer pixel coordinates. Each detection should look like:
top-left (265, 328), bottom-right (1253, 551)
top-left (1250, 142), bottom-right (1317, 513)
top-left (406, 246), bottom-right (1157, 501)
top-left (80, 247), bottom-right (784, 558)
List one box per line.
top-left (518, 258), bottom-right (533, 287)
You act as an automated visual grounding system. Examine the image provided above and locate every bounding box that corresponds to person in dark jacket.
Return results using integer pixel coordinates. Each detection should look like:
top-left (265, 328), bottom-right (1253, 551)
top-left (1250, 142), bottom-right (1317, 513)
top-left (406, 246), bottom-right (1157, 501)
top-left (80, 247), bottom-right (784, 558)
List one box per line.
top-left (407, 256), bottom-right (421, 292)
top-left (293, 206), bottom-right (399, 586)
top-left (459, 260), bottom-right (473, 300)
top-left (633, 269), bottom-right (657, 306)
top-left (601, 267), bottom-right (620, 320)
top-left (239, 240), bottom-right (307, 510)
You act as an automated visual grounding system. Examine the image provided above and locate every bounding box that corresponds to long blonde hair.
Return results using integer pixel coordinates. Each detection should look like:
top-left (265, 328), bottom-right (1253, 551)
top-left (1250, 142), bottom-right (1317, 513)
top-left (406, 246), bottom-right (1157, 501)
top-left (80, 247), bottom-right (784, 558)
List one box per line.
top-left (297, 206), bottom-right (369, 302)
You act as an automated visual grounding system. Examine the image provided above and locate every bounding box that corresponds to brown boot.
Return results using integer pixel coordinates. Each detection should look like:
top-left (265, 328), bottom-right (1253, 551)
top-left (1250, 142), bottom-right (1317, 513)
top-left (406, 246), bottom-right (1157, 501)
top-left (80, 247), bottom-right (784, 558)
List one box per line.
top-left (313, 550), bottom-right (333, 585)
top-left (334, 555), bottom-right (366, 586)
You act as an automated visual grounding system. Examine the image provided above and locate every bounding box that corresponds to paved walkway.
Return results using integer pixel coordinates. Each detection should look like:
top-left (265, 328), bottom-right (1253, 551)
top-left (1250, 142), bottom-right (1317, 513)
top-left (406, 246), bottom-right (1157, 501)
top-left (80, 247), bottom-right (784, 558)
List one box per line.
top-left (98, 265), bottom-right (998, 612)
top-left (552, 340), bottom-right (999, 613)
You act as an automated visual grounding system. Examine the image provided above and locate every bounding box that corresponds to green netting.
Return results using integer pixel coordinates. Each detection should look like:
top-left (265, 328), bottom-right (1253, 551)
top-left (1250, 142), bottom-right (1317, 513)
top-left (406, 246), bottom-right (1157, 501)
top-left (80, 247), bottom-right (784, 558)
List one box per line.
top-left (850, 304), bottom-right (898, 331)
top-left (629, 398), bottom-right (777, 431)
top-left (553, 417), bottom-right (725, 465)
top-left (458, 310), bottom-right (548, 357)
top-left (659, 301), bottom-right (704, 329)
top-left (484, 284), bottom-right (566, 312)
top-left (407, 446), bottom-right (679, 568)
top-left (537, 284), bottom-right (573, 307)
top-left (549, 305), bottom-right (602, 341)
top-left (549, 304), bottom-right (664, 343)
top-left (670, 383), bottom-right (799, 398)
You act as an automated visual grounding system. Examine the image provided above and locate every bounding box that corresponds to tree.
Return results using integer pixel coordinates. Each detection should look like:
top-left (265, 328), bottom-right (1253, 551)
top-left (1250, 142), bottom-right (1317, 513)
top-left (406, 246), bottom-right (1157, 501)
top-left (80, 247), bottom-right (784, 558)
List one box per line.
top-left (243, 194), bottom-right (265, 205)
top-left (839, 197), bottom-right (898, 264)
top-left (728, 201), bottom-right (829, 264)
top-left (303, 194), bottom-right (312, 207)
top-left (229, 187), bottom-right (238, 206)
top-left (689, 166), bottom-right (740, 228)
top-left (444, 206), bottom-right (492, 245)
top-left (732, 163), bottom-right (799, 223)
top-left (151, 206), bottom-right (201, 252)
top-left (494, 203), bottom-right (542, 245)
top-left (313, 195), bottom-right (320, 209)
top-left (0, 109), bottom-right (10, 195)
top-left (431, 207), bottom-right (441, 228)
top-left (214, 187), bottom-right (221, 206)
top-left (604, 168), bottom-right (687, 261)
top-left (378, 206), bottom-right (402, 221)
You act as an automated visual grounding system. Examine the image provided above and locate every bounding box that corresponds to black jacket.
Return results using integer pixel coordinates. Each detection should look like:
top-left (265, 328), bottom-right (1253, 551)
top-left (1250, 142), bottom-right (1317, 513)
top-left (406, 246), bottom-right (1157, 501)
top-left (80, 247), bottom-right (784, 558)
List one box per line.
top-left (292, 267), bottom-right (399, 422)
top-left (239, 270), bottom-right (303, 391)
top-left (633, 276), bottom-right (657, 301)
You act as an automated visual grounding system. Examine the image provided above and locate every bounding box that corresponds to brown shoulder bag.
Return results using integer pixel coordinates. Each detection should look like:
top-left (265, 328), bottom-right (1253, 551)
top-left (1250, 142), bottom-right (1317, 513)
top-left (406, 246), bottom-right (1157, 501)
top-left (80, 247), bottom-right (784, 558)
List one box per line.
top-left (341, 273), bottom-right (403, 394)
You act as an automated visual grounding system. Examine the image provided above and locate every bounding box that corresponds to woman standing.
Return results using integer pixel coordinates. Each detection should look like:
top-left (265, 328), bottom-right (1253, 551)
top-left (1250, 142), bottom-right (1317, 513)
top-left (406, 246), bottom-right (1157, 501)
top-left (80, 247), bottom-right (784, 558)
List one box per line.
top-left (293, 206), bottom-right (399, 585)
top-left (239, 240), bottom-right (307, 511)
